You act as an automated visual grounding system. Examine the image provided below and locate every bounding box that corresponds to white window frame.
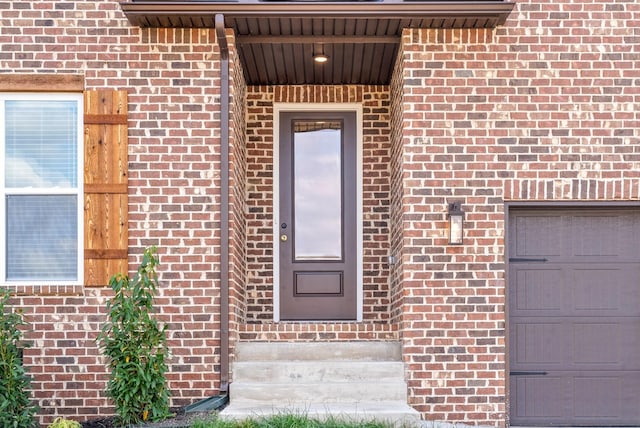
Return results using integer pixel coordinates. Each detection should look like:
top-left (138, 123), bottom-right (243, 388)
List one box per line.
top-left (0, 93), bottom-right (84, 286)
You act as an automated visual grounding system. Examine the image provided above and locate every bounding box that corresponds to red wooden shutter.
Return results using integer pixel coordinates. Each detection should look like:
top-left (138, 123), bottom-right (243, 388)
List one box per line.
top-left (83, 90), bottom-right (128, 287)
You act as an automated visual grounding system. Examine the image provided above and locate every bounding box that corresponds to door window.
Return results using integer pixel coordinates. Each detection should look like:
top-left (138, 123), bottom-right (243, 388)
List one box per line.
top-left (293, 120), bottom-right (343, 261)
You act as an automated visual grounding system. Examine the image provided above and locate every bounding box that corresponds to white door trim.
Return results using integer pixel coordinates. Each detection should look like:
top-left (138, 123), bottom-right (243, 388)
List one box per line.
top-left (273, 103), bottom-right (363, 322)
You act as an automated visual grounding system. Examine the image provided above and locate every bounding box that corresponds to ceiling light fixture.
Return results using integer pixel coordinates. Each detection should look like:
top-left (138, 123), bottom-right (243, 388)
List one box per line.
top-left (313, 53), bottom-right (329, 63)
top-left (313, 44), bottom-right (328, 63)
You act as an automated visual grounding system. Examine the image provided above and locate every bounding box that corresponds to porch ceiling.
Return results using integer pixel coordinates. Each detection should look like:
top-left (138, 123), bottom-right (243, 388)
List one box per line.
top-left (120, 1), bottom-right (515, 85)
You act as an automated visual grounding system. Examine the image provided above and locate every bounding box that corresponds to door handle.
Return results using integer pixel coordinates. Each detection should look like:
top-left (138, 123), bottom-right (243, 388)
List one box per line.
top-left (280, 234), bottom-right (288, 242)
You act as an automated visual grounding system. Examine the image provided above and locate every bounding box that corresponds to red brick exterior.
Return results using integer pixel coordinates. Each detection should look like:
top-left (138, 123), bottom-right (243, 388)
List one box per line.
top-left (2, 3), bottom-right (229, 420)
top-left (392, 1), bottom-right (640, 423)
top-left (228, 29), bottom-right (248, 365)
top-left (1, 0), bottom-right (639, 425)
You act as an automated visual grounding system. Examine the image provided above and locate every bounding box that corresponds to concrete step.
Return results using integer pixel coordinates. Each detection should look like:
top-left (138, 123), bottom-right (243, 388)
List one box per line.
top-left (220, 341), bottom-right (420, 426)
top-left (233, 360), bottom-right (405, 383)
top-left (235, 341), bottom-right (402, 361)
top-left (229, 380), bottom-right (409, 403)
top-left (220, 401), bottom-right (421, 427)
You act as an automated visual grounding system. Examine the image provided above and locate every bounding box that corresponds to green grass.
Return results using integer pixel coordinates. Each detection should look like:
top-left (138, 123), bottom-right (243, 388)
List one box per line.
top-left (190, 414), bottom-right (394, 428)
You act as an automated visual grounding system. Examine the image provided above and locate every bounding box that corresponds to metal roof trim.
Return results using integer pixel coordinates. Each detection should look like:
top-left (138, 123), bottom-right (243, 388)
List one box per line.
top-left (120, 1), bottom-right (515, 28)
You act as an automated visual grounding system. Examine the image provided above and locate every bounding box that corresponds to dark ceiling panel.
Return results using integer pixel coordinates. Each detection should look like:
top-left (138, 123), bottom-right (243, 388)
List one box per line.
top-left (235, 16), bottom-right (410, 85)
top-left (262, 44), bottom-right (278, 83)
top-left (360, 44), bottom-right (374, 84)
top-left (350, 44), bottom-right (364, 84)
top-left (329, 44), bottom-right (342, 85)
top-left (243, 45), bottom-right (262, 84)
top-left (293, 44), bottom-right (307, 84)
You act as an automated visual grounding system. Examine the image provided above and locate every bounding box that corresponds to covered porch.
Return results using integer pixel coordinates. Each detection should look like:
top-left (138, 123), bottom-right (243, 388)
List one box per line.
top-left (120, 0), bottom-right (514, 422)
top-left (119, 0), bottom-right (513, 328)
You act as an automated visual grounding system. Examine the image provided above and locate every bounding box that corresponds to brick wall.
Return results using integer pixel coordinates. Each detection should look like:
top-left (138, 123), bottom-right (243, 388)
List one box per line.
top-left (15, 291), bottom-right (110, 422)
top-left (127, 26), bottom-right (225, 416)
top-left (388, 39), bottom-right (406, 328)
top-left (2, 0), bottom-right (640, 425)
top-left (397, 0), bottom-right (640, 425)
top-left (1, 1), bottom-right (227, 423)
top-left (228, 29), bottom-right (248, 355)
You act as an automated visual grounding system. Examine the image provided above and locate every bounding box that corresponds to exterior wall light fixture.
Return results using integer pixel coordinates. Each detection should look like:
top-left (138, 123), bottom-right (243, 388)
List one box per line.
top-left (448, 201), bottom-right (465, 245)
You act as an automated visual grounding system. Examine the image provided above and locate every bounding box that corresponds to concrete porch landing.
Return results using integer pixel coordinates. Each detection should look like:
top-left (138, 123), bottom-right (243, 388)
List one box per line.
top-left (220, 341), bottom-right (421, 427)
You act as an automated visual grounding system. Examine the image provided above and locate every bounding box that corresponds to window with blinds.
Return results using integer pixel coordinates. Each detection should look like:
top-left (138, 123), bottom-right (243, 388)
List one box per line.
top-left (0, 94), bottom-right (83, 283)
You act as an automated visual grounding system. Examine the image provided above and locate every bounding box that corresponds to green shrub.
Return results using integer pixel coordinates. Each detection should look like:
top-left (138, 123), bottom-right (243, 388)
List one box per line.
top-left (97, 247), bottom-right (171, 426)
top-left (0, 288), bottom-right (37, 428)
top-left (48, 417), bottom-right (81, 428)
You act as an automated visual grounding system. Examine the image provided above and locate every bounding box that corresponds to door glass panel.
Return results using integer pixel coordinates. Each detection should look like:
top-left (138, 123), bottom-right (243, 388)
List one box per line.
top-left (293, 120), bottom-right (342, 260)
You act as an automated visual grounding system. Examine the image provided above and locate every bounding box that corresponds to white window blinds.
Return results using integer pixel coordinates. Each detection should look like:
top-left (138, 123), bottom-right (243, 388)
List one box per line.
top-left (5, 100), bottom-right (78, 189)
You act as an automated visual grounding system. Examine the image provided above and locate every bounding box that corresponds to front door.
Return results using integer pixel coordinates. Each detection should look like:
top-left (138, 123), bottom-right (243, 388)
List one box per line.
top-left (279, 111), bottom-right (357, 320)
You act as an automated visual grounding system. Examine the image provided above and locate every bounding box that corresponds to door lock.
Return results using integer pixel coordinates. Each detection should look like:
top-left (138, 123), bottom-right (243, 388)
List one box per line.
top-left (280, 234), bottom-right (288, 242)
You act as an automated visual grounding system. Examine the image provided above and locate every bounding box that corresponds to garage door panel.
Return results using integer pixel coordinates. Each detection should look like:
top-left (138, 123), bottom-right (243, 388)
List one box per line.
top-left (574, 376), bottom-right (622, 419)
top-left (572, 213), bottom-right (640, 260)
top-left (512, 318), bottom-right (638, 371)
top-left (572, 266), bottom-right (640, 315)
top-left (571, 320), bottom-right (640, 370)
top-left (509, 208), bottom-right (640, 426)
top-left (511, 265), bottom-right (640, 316)
top-left (620, 372), bottom-right (640, 423)
top-left (573, 322), bottom-right (621, 366)
top-left (511, 321), bottom-right (564, 367)
top-left (512, 267), bottom-right (563, 313)
top-left (512, 215), bottom-right (563, 258)
top-left (510, 375), bottom-right (569, 423)
top-left (573, 373), bottom-right (640, 424)
top-left (512, 372), bottom-right (640, 426)
top-left (573, 267), bottom-right (621, 312)
top-left (572, 215), bottom-right (622, 257)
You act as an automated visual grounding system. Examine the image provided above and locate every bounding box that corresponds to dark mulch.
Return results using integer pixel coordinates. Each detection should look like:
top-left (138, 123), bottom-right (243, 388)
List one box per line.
top-left (81, 417), bottom-right (118, 428)
top-left (81, 407), bottom-right (216, 428)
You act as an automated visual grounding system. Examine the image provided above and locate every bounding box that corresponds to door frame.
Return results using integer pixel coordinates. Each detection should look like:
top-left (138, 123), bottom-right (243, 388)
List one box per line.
top-left (273, 103), bottom-right (363, 322)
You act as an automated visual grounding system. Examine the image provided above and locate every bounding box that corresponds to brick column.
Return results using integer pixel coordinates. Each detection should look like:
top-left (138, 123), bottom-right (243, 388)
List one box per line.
top-left (394, 28), bottom-right (506, 425)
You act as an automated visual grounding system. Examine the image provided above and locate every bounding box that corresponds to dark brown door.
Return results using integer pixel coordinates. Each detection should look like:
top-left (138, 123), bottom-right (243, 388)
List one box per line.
top-left (279, 111), bottom-right (357, 320)
top-left (509, 208), bottom-right (640, 426)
